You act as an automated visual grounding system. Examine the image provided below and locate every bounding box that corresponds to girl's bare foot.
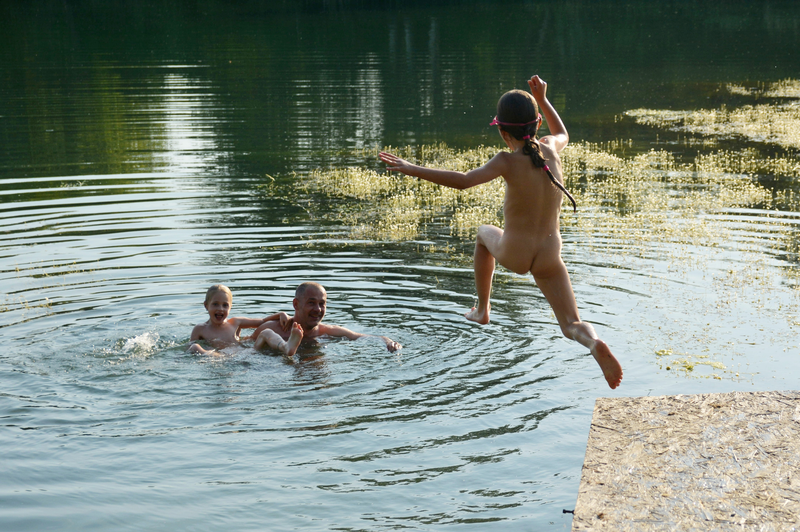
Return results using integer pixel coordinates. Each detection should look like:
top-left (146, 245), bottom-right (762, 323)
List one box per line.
top-left (465, 304), bottom-right (490, 324)
top-left (591, 340), bottom-right (623, 389)
top-left (285, 323), bottom-right (303, 356)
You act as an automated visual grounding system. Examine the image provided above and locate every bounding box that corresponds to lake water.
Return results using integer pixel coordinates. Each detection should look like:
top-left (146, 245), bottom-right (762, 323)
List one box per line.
top-left (2, 1), bottom-right (800, 530)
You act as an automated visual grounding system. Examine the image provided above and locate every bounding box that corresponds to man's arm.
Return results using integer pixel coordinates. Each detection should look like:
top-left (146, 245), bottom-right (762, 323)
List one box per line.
top-left (320, 324), bottom-right (402, 352)
top-left (378, 336), bottom-right (402, 353)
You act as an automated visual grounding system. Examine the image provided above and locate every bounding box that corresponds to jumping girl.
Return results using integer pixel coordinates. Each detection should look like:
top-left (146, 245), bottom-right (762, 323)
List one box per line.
top-left (379, 75), bottom-right (622, 389)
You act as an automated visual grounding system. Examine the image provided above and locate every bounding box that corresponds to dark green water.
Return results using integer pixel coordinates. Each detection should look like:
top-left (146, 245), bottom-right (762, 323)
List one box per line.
top-left (3, 0), bottom-right (798, 179)
top-left (2, 1), bottom-right (799, 530)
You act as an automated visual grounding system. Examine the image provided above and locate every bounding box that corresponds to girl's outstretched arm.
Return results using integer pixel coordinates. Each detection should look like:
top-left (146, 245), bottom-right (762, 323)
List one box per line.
top-left (528, 75), bottom-right (568, 152)
top-left (379, 151), bottom-right (507, 190)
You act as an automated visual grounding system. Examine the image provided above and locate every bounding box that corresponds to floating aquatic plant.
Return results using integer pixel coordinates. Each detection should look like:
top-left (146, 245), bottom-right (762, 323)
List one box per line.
top-left (300, 138), bottom-right (798, 262)
top-left (300, 143), bottom-right (502, 241)
top-left (726, 78), bottom-right (800, 99)
top-left (627, 78), bottom-right (800, 150)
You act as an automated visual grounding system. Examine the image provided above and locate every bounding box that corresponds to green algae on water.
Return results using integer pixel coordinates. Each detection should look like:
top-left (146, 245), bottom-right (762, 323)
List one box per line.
top-left (726, 78), bottom-right (800, 99)
top-left (300, 137), bottom-right (799, 264)
top-left (626, 78), bottom-right (800, 150)
top-left (301, 143), bottom-right (502, 241)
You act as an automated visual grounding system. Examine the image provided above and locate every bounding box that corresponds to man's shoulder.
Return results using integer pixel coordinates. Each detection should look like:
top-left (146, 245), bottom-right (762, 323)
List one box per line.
top-left (306, 322), bottom-right (331, 336)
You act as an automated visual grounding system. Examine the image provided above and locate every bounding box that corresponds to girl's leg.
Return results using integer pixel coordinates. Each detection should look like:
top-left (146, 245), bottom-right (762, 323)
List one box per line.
top-left (533, 260), bottom-right (623, 389)
top-left (465, 225), bottom-right (503, 324)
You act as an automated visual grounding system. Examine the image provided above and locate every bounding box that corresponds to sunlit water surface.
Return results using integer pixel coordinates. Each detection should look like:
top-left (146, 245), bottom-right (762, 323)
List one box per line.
top-left (2, 1), bottom-right (800, 530)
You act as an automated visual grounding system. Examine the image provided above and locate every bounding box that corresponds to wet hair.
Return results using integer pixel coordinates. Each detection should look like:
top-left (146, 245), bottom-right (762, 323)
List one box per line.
top-left (295, 281), bottom-right (326, 300)
top-left (205, 284), bottom-right (232, 304)
top-left (495, 90), bottom-right (577, 212)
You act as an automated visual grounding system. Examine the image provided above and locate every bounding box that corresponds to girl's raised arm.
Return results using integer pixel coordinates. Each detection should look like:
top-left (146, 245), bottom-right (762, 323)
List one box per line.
top-left (528, 75), bottom-right (568, 152)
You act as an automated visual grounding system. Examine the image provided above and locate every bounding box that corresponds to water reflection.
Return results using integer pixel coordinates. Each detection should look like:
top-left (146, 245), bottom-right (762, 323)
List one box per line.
top-left (155, 73), bottom-right (230, 173)
top-left (289, 55), bottom-right (385, 169)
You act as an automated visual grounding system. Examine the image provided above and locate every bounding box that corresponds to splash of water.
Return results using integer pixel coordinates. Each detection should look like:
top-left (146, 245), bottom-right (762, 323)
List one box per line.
top-left (121, 331), bottom-right (161, 357)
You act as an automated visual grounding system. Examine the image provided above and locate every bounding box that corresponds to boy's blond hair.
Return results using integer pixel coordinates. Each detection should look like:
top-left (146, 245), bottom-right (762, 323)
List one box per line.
top-left (205, 284), bottom-right (232, 303)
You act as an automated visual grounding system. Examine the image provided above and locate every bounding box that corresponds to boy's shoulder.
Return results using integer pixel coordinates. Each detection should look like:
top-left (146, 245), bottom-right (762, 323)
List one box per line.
top-left (191, 320), bottom-right (210, 340)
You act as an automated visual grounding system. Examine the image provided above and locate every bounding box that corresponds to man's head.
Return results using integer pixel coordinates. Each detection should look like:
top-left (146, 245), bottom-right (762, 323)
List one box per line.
top-left (293, 282), bottom-right (327, 331)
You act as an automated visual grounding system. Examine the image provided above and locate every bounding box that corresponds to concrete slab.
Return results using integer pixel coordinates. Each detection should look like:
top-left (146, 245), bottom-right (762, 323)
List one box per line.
top-left (573, 391), bottom-right (800, 531)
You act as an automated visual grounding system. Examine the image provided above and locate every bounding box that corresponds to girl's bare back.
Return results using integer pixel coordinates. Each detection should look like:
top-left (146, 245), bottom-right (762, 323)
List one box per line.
top-left (472, 140), bottom-right (623, 389)
top-left (489, 142), bottom-right (565, 276)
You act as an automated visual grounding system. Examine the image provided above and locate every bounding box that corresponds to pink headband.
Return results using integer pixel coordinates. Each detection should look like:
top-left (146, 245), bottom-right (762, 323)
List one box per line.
top-left (489, 113), bottom-right (541, 127)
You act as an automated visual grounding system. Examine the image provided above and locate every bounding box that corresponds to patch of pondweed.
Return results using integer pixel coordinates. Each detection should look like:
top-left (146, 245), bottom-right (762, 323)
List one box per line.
top-left (560, 143), bottom-right (777, 263)
top-left (304, 139), bottom-right (796, 262)
top-left (561, 137), bottom-right (800, 375)
top-left (302, 143), bottom-right (501, 240)
top-left (626, 79), bottom-right (800, 150)
top-left (727, 78), bottom-right (800, 99)
top-left (655, 348), bottom-right (728, 378)
top-left (1, 295), bottom-right (53, 317)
